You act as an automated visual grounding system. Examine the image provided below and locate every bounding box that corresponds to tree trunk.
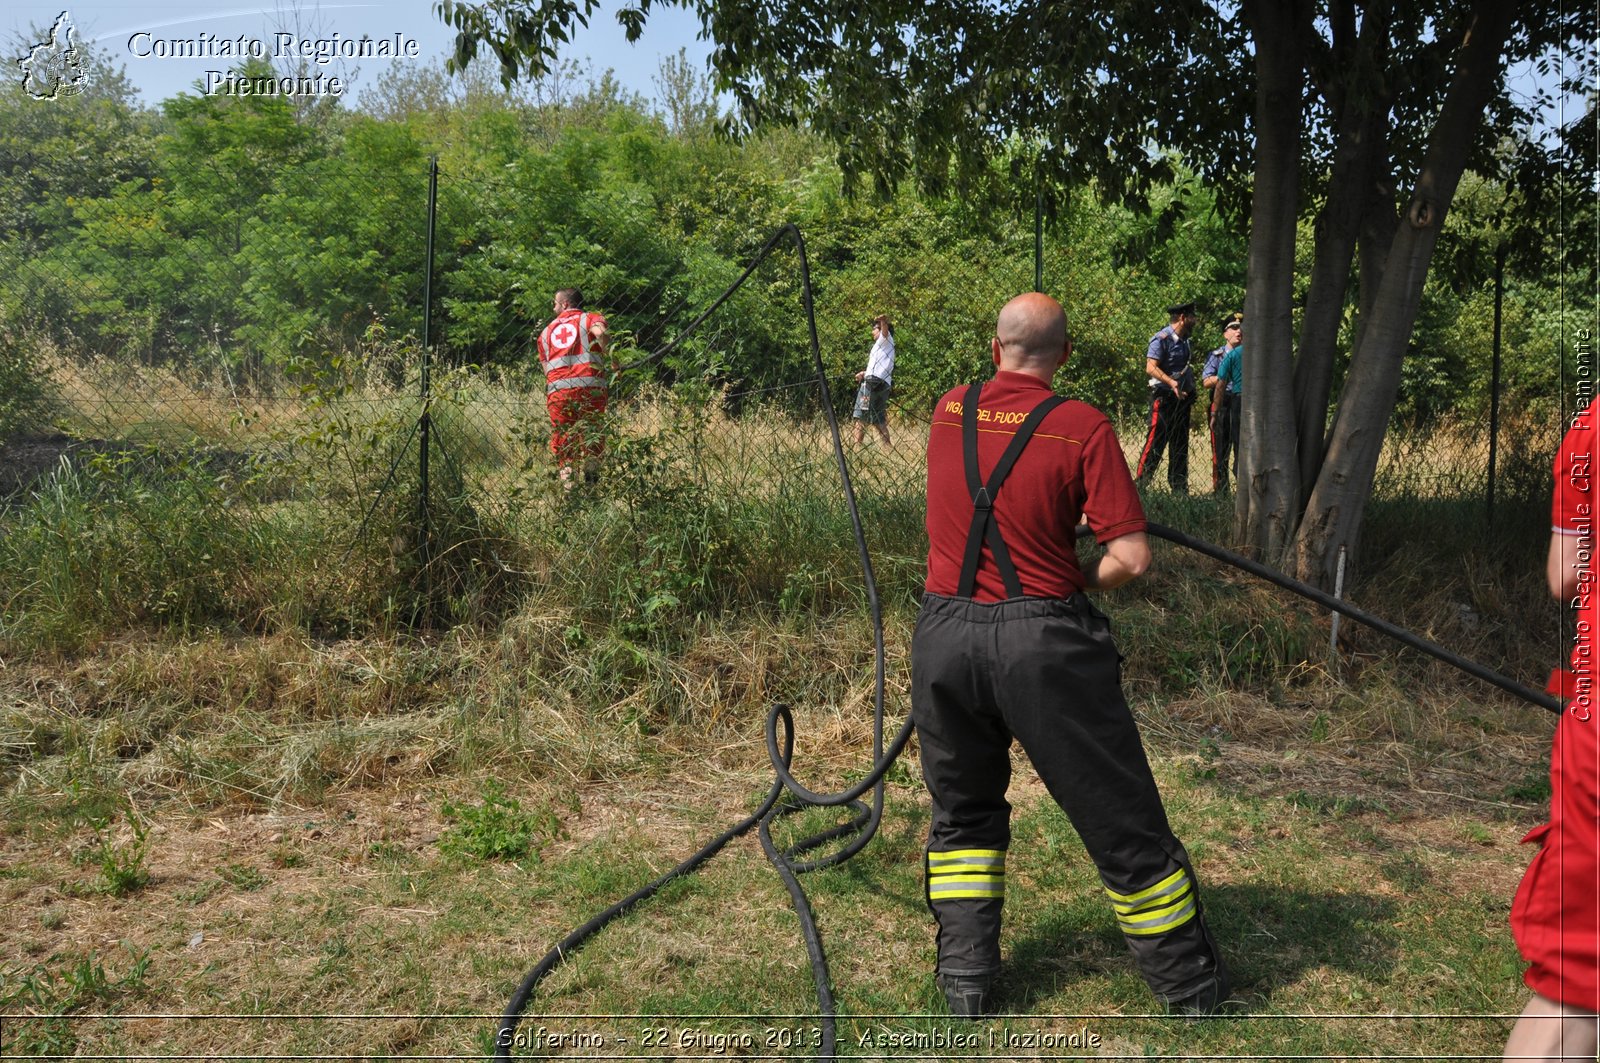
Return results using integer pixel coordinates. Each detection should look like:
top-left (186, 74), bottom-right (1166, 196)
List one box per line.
top-left (1292, 4), bottom-right (1390, 504)
top-left (1235, 0), bottom-right (1309, 559)
top-left (1291, 0), bottom-right (1518, 588)
top-left (1355, 144), bottom-right (1398, 356)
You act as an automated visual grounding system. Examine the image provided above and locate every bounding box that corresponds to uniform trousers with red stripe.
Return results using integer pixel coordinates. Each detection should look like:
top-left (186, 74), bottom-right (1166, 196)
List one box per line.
top-left (547, 386), bottom-right (608, 467)
top-left (911, 592), bottom-right (1227, 1002)
top-left (1135, 387), bottom-right (1194, 491)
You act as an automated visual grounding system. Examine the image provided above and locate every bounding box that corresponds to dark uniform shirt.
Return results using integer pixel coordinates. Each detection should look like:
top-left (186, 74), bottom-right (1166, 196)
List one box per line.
top-left (925, 371), bottom-right (1146, 601)
top-left (1146, 326), bottom-right (1192, 389)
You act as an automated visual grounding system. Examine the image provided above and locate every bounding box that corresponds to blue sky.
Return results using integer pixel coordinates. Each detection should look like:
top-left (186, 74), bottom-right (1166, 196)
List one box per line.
top-left (7, 1), bottom-right (714, 106)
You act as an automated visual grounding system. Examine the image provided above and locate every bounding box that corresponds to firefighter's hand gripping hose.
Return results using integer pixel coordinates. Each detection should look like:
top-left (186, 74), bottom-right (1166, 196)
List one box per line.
top-left (495, 224), bottom-right (1558, 1060)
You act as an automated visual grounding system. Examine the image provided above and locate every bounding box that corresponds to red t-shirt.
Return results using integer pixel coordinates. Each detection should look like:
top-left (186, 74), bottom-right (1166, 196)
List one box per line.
top-left (1552, 409), bottom-right (1596, 696)
top-left (924, 371), bottom-right (1146, 601)
top-left (1511, 408), bottom-right (1600, 1011)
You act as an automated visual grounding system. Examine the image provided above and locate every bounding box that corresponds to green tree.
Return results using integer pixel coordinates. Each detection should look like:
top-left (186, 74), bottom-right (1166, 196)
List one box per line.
top-left (652, 48), bottom-right (721, 137)
top-left (434, 0), bottom-right (1594, 587)
top-left (0, 33), bottom-right (155, 250)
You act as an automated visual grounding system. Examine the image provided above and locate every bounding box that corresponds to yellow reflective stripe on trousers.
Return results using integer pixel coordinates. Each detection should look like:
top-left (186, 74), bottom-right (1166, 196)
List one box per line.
top-left (1117, 894), bottom-right (1198, 935)
top-left (928, 849), bottom-right (1006, 872)
top-left (1104, 867), bottom-right (1188, 908)
top-left (1104, 867), bottom-right (1197, 936)
top-left (928, 849), bottom-right (1005, 902)
top-left (1107, 880), bottom-right (1191, 919)
top-left (928, 875), bottom-right (1005, 900)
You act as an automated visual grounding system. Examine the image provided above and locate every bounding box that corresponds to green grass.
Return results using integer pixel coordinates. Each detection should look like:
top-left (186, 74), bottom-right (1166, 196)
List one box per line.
top-left (0, 946), bottom-right (152, 1056)
top-left (0, 393), bottom-right (1566, 1059)
top-left (0, 696), bottom-right (1547, 1057)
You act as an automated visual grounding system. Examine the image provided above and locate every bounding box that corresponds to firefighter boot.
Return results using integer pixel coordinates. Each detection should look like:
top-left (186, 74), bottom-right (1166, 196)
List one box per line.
top-left (937, 973), bottom-right (994, 1019)
top-left (1166, 971), bottom-right (1231, 1018)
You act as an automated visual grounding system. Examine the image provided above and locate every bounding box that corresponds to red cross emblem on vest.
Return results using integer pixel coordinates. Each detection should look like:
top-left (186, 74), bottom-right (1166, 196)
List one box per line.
top-left (550, 321), bottom-right (579, 350)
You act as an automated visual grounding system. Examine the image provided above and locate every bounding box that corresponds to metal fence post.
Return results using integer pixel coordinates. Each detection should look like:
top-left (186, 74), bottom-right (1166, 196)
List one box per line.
top-left (1034, 177), bottom-right (1044, 294)
top-left (1487, 243), bottom-right (1505, 523)
top-left (418, 156), bottom-right (439, 576)
top-left (1329, 544), bottom-right (1348, 676)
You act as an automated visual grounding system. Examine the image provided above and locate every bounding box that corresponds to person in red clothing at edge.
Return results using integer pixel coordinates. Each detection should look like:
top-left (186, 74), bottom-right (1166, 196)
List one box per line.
top-left (1502, 403), bottom-right (1600, 1062)
top-left (914, 292), bottom-right (1230, 1019)
top-left (537, 288), bottom-right (611, 483)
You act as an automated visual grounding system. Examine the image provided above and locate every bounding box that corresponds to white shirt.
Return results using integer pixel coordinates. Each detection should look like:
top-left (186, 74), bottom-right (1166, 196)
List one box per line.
top-left (864, 334), bottom-right (895, 385)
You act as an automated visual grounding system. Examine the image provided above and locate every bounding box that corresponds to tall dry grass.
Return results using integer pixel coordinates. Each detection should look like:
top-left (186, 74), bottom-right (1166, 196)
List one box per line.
top-left (0, 362), bottom-right (1559, 821)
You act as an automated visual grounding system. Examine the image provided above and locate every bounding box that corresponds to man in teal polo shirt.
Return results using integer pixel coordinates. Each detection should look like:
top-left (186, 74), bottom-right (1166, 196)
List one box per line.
top-left (1214, 339), bottom-right (1243, 482)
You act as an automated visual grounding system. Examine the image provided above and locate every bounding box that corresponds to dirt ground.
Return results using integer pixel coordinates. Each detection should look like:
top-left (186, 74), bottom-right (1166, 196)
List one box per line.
top-left (0, 434), bottom-right (114, 498)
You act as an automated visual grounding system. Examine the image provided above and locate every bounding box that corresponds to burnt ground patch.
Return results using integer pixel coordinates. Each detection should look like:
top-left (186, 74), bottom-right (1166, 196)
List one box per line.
top-left (0, 433), bottom-right (257, 502)
top-left (0, 434), bottom-right (127, 499)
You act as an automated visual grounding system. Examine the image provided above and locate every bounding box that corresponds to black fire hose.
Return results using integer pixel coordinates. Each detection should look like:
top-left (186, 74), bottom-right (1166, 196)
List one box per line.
top-left (495, 223), bottom-right (1559, 1059)
top-left (497, 222), bottom-right (913, 1060)
top-left (1133, 522), bottom-right (1561, 715)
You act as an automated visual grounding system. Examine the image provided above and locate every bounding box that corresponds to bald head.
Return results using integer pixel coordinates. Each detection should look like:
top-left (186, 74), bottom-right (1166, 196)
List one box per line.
top-left (993, 292), bottom-right (1070, 377)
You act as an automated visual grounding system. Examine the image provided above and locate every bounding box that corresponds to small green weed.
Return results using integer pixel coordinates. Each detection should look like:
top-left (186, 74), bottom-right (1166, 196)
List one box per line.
top-left (367, 841), bottom-right (408, 862)
top-left (179, 879), bottom-right (223, 905)
top-left (67, 793), bottom-right (151, 897)
top-left (217, 863), bottom-right (268, 891)
top-left (1500, 769), bottom-right (1551, 804)
top-left (439, 780), bottom-right (564, 862)
top-left (269, 845), bottom-right (304, 869)
top-left (312, 935), bottom-right (353, 980)
top-left (779, 562), bottom-right (825, 614)
top-left (0, 946), bottom-right (152, 1055)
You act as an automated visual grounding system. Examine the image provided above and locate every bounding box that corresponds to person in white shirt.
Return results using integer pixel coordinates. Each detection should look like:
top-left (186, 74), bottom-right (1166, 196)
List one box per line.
top-left (853, 314), bottom-right (896, 446)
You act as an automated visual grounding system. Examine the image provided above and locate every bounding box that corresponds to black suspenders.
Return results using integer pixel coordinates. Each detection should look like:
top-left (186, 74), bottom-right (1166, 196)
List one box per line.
top-left (956, 382), bottom-right (1068, 599)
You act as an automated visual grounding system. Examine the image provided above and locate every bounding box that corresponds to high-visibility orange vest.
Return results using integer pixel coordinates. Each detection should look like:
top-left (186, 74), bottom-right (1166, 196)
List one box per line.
top-left (537, 309), bottom-right (608, 394)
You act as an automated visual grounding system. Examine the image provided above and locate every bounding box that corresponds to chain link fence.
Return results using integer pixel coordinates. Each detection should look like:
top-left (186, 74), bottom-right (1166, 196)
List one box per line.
top-left (0, 152), bottom-right (1563, 630)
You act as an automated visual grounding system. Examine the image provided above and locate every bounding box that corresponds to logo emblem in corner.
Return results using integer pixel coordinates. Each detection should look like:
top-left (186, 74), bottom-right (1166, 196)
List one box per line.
top-left (17, 11), bottom-right (87, 100)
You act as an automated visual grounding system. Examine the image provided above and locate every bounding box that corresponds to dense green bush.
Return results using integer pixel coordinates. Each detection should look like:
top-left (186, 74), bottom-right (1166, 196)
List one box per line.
top-left (0, 331), bottom-right (57, 442)
top-left (2, 51), bottom-right (1573, 420)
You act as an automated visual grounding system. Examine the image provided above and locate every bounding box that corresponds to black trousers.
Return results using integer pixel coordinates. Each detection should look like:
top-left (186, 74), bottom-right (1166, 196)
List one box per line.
top-left (1209, 391), bottom-right (1234, 493)
top-left (1227, 394), bottom-right (1241, 478)
top-left (911, 593), bottom-right (1226, 1003)
top-left (1135, 388), bottom-right (1193, 491)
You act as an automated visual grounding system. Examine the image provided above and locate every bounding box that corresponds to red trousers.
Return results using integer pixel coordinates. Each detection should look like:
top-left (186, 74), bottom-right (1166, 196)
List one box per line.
top-left (547, 387), bottom-right (607, 465)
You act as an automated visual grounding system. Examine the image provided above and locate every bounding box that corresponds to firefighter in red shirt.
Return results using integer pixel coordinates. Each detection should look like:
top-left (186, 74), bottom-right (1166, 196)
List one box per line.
top-left (537, 288), bottom-right (611, 482)
top-left (914, 292), bottom-right (1229, 1019)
